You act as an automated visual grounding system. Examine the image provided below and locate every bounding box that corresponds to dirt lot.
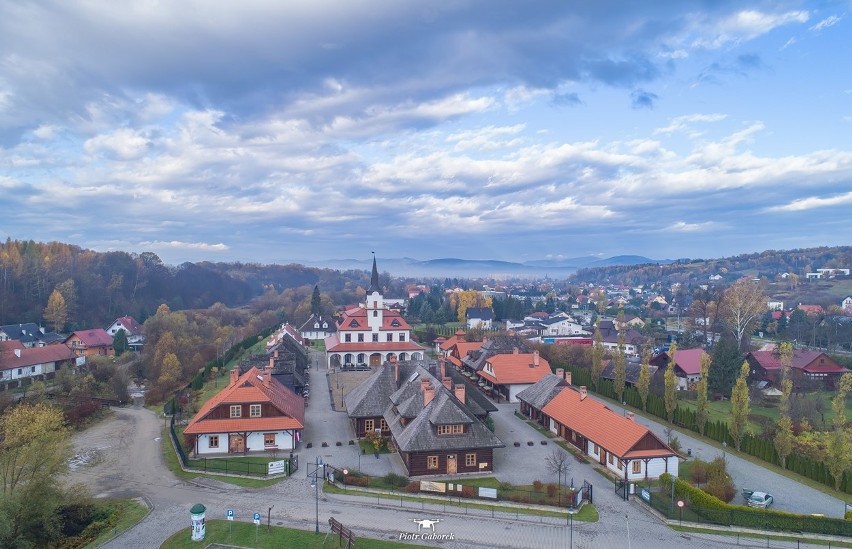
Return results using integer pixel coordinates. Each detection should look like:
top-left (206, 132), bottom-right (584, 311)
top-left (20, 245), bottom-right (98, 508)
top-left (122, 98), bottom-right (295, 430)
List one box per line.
top-left (326, 368), bottom-right (374, 410)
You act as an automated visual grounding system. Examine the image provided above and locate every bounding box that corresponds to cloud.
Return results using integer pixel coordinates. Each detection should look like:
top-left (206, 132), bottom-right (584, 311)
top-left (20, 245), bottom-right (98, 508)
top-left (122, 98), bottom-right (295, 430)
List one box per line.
top-left (810, 15), bottom-right (842, 32)
top-left (137, 240), bottom-right (230, 251)
top-left (631, 89), bottom-right (659, 109)
top-left (655, 113), bottom-right (727, 135)
top-left (766, 191), bottom-right (852, 212)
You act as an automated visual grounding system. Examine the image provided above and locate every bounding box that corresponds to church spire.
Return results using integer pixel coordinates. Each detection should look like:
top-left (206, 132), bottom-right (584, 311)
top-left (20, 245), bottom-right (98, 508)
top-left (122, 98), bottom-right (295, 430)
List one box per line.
top-left (368, 253), bottom-right (380, 294)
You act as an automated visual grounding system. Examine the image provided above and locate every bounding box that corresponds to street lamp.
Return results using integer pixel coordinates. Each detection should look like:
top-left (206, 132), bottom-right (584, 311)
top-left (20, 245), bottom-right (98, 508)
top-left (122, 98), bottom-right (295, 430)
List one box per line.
top-left (567, 504), bottom-right (577, 548)
top-left (308, 457), bottom-right (324, 534)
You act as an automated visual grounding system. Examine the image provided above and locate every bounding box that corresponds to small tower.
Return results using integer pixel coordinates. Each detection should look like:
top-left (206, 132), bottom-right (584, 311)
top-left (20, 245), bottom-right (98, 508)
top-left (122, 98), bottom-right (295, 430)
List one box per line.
top-left (367, 253), bottom-right (384, 330)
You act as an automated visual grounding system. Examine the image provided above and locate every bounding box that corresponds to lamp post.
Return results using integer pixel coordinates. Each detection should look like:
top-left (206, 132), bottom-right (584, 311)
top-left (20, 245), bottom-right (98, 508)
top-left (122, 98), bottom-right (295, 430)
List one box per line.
top-left (567, 504), bottom-right (577, 548)
top-left (722, 440), bottom-right (727, 466)
top-left (308, 457), bottom-right (324, 534)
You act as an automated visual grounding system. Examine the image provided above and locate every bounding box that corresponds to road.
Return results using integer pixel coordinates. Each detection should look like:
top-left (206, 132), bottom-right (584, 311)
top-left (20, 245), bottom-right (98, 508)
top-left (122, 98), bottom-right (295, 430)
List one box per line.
top-left (62, 357), bottom-right (844, 548)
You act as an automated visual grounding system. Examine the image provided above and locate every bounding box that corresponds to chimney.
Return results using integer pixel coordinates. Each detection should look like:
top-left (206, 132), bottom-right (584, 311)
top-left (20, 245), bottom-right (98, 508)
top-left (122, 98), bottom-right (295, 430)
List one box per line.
top-left (268, 357), bottom-right (275, 370)
top-left (274, 350), bottom-right (279, 358)
top-left (230, 368), bottom-right (239, 386)
top-left (394, 361), bottom-right (400, 384)
top-left (420, 378), bottom-right (430, 391)
top-left (424, 383), bottom-right (435, 406)
top-left (263, 370), bottom-right (271, 387)
top-left (533, 350), bottom-right (539, 366)
top-left (566, 371), bottom-right (572, 385)
top-left (454, 383), bottom-right (465, 403)
top-left (439, 357), bottom-right (446, 379)
top-left (626, 411), bottom-right (635, 421)
top-left (556, 368), bottom-right (564, 379)
top-left (442, 376), bottom-right (452, 390)
top-left (513, 347), bottom-right (519, 354)
top-left (579, 386), bottom-right (587, 401)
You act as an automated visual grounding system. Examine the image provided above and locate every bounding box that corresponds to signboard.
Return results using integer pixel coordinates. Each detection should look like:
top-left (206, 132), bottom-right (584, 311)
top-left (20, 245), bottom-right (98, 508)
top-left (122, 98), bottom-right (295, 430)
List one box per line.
top-left (268, 460), bottom-right (286, 475)
top-left (75, 356), bottom-right (86, 367)
top-left (253, 512), bottom-right (261, 525)
top-left (419, 481), bottom-right (447, 493)
top-left (640, 488), bottom-right (650, 503)
top-left (478, 487), bottom-right (497, 499)
top-left (226, 509), bottom-right (234, 521)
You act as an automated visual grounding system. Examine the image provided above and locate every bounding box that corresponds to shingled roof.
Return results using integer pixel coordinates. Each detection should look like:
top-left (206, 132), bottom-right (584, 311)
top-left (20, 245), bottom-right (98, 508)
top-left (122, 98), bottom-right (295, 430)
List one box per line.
top-left (460, 335), bottom-right (533, 372)
top-left (516, 373), bottom-right (568, 410)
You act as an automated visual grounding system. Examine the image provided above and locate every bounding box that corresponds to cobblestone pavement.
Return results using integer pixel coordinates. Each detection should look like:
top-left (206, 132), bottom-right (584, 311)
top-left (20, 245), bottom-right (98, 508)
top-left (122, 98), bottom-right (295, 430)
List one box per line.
top-left (64, 351), bottom-right (845, 548)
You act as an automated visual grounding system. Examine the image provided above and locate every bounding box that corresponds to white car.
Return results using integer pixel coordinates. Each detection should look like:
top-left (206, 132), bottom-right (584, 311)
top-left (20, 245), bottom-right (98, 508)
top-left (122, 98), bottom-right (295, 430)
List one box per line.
top-left (746, 491), bottom-right (774, 509)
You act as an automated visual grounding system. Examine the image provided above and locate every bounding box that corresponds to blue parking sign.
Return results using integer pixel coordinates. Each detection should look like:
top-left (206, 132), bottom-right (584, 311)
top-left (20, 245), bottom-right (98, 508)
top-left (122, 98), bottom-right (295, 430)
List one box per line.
top-left (226, 509), bottom-right (234, 520)
top-left (253, 512), bottom-right (261, 525)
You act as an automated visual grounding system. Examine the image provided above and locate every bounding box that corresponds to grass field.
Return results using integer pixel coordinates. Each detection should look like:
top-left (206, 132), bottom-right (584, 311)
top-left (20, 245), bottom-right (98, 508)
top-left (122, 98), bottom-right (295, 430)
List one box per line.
top-left (161, 519), bottom-right (417, 549)
top-left (83, 499), bottom-right (150, 549)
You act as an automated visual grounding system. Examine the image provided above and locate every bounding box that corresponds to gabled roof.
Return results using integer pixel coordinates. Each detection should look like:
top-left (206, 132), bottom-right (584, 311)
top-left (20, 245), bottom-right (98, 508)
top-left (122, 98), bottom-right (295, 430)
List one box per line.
top-left (747, 349), bottom-right (848, 374)
top-left (516, 373), bottom-right (568, 410)
top-left (601, 360), bottom-right (659, 385)
top-left (0, 323), bottom-right (58, 345)
top-left (465, 307), bottom-right (494, 320)
top-left (478, 352), bottom-right (551, 385)
top-left (439, 329), bottom-right (468, 352)
top-left (184, 366), bottom-right (304, 435)
top-left (0, 343), bottom-right (76, 371)
top-left (651, 348), bottom-right (708, 376)
top-left (542, 387), bottom-right (676, 459)
top-left (344, 364), bottom-right (400, 418)
top-left (66, 328), bottom-right (114, 347)
top-left (461, 335), bottom-right (533, 372)
top-left (298, 314), bottom-right (336, 334)
top-left (109, 316), bottom-right (143, 335)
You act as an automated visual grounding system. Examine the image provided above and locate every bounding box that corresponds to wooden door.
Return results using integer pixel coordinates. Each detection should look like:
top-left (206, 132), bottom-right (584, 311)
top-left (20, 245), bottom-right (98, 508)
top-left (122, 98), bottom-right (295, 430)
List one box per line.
top-left (598, 446), bottom-right (606, 465)
top-left (229, 434), bottom-right (245, 453)
top-left (370, 353), bottom-right (381, 367)
top-left (447, 454), bottom-right (457, 474)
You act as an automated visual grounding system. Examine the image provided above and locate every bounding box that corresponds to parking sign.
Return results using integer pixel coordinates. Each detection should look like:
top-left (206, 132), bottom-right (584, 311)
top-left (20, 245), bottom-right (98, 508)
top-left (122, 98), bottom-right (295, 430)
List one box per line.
top-left (253, 512), bottom-right (261, 525)
top-left (226, 509), bottom-right (234, 521)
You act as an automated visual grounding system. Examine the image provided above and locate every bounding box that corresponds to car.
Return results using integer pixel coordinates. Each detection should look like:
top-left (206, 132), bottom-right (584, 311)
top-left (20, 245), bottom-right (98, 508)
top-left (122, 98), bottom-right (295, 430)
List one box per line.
top-left (746, 491), bottom-right (773, 508)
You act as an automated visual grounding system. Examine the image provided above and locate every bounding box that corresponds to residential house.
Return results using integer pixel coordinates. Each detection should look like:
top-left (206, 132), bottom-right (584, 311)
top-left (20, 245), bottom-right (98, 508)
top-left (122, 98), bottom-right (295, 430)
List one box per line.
top-left (183, 365), bottom-right (304, 455)
top-left (841, 296), bottom-right (852, 311)
top-left (0, 322), bottom-right (64, 347)
top-left (106, 316), bottom-right (145, 351)
top-left (517, 375), bottom-right (680, 481)
top-left (0, 340), bottom-right (76, 389)
top-left (650, 348), bottom-right (709, 390)
top-left (796, 303), bottom-right (824, 316)
top-left (465, 307), bottom-right (494, 329)
top-left (266, 322), bottom-right (306, 352)
top-left (345, 358), bottom-right (503, 476)
top-left (324, 257), bottom-right (424, 368)
top-left (64, 329), bottom-right (115, 358)
top-left (476, 349), bottom-right (551, 403)
top-left (600, 359), bottom-right (659, 388)
top-left (298, 314), bottom-right (336, 342)
top-left (745, 349), bottom-right (848, 388)
top-left (458, 335), bottom-right (534, 379)
top-left (596, 321), bottom-right (644, 357)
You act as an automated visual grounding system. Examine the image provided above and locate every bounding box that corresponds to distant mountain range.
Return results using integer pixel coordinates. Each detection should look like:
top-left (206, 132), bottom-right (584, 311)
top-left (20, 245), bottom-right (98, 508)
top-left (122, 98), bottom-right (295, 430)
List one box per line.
top-left (300, 255), bottom-right (676, 279)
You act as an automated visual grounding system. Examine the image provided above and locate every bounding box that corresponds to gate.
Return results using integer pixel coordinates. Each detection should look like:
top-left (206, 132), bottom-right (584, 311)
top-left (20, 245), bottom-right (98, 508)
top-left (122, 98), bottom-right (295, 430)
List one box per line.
top-left (615, 479), bottom-right (628, 500)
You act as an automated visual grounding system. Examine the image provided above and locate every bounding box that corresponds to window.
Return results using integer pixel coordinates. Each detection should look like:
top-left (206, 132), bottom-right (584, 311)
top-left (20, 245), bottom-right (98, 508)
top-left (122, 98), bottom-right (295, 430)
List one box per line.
top-left (358, 334), bottom-right (364, 342)
top-left (465, 453), bottom-right (476, 467)
top-left (437, 424), bottom-right (464, 435)
top-left (391, 319), bottom-right (400, 327)
top-left (345, 334), bottom-right (351, 342)
top-left (30, 366), bottom-right (36, 373)
top-left (372, 333), bottom-right (379, 342)
top-left (250, 404), bottom-right (261, 418)
top-left (618, 460), bottom-right (624, 470)
top-left (209, 435), bottom-right (219, 448)
top-left (349, 319), bottom-right (360, 327)
top-left (386, 333), bottom-right (393, 342)
top-left (380, 419), bottom-right (388, 431)
top-left (399, 333), bottom-right (406, 341)
top-left (230, 405), bottom-right (241, 418)
top-left (17, 369), bottom-right (21, 375)
top-left (364, 419), bottom-right (374, 432)
top-left (427, 455), bottom-right (439, 469)
top-left (373, 301), bottom-right (378, 308)
top-left (632, 461), bottom-right (641, 474)
top-left (609, 454), bottom-right (615, 465)
top-left (264, 433), bottom-right (276, 447)
top-left (373, 310), bottom-right (378, 317)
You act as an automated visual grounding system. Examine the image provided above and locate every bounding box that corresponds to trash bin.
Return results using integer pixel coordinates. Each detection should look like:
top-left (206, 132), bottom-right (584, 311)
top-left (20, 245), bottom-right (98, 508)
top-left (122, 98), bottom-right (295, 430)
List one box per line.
top-left (687, 448), bottom-right (692, 457)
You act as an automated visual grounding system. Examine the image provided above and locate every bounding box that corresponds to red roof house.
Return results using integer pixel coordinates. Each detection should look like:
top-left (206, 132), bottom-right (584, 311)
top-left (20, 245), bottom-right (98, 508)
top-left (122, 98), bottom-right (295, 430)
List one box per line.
top-left (476, 349), bottom-right (551, 403)
top-left (65, 329), bottom-right (115, 357)
top-left (0, 342), bottom-right (76, 387)
top-left (650, 348), bottom-right (709, 390)
top-left (746, 349), bottom-right (848, 388)
top-left (183, 365), bottom-right (305, 455)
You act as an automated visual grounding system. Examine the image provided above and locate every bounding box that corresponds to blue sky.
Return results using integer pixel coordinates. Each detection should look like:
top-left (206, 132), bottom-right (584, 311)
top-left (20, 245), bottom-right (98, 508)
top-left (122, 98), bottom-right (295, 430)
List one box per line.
top-left (2, 1), bottom-right (851, 266)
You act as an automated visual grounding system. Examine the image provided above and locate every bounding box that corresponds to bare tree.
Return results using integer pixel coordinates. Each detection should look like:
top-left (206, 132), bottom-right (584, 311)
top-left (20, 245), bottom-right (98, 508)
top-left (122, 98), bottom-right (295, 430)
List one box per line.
top-left (719, 278), bottom-right (767, 351)
top-left (544, 448), bottom-right (571, 488)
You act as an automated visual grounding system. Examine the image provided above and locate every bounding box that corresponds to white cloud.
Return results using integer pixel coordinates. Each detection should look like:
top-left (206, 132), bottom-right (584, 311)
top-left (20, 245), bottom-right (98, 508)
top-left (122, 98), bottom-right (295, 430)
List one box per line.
top-left (810, 15), bottom-right (842, 32)
top-left (138, 240), bottom-right (230, 251)
top-left (766, 191), bottom-right (852, 212)
top-left (655, 113), bottom-right (727, 135)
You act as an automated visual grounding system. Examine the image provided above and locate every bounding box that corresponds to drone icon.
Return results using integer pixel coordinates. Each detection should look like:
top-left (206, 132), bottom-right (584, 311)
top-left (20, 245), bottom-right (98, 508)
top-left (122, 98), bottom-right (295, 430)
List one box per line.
top-left (411, 518), bottom-right (441, 532)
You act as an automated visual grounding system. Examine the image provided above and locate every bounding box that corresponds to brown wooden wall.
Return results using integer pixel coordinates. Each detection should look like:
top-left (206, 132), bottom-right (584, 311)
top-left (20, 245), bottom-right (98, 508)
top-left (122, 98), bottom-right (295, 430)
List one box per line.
top-left (207, 402), bottom-right (287, 420)
top-left (404, 448), bottom-right (494, 477)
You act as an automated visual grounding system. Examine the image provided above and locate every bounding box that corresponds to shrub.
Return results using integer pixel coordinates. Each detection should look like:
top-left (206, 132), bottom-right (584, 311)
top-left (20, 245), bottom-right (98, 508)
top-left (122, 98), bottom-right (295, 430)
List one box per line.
top-left (345, 474), bottom-right (369, 487)
top-left (384, 472), bottom-right (409, 488)
top-left (405, 481), bottom-right (420, 493)
top-left (690, 460), bottom-right (708, 485)
top-left (546, 483), bottom-right (558, 498)
top-left (669, 435), bottom-right (682, 454)
top-left (532, 480), bottom-right (543, 491)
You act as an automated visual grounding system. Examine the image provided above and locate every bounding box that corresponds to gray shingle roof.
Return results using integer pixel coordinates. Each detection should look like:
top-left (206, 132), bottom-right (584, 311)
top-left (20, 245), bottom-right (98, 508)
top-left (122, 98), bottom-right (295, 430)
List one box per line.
top-left (516, 374), bottom-right (568, 409)
top-left (460, 335), bottom-right (533, 372)
top-left (344, 364), bottom-right (397, 418)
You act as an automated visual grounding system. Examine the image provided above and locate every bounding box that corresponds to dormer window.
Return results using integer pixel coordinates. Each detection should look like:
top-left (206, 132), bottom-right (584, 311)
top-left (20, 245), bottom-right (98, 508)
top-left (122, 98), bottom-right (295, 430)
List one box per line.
top-left (391, 319), bottom-right (400, 327)
top-left (230, 405), bottom-right (241, 418)
top-left (314, 323), bottom-right (319, 328)
top-left (349, 319), bottom-right (360, 328)
top-left (437, 424), bottom-right (464, 435)
top-left (250, 404), bottom-right (261, 417)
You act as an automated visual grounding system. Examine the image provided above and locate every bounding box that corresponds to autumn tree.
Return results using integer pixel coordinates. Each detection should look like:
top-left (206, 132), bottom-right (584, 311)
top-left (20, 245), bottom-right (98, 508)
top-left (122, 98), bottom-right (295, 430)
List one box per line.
top-left (695, 353), bottom-right (711, 436)
top-left (450, 290), bottom-right (492, 323)
top-left (827, 372), bottom-right (852, 490)
top-left (689, 286), bottom-right (720, 347)
top-left (0, 402), bottom-right (71, 547)
top-left (591, 325), bottom-right (604, 390)
top-left (719, 278), bottom-right (767, 351)
top-left (43, 289), bottom-right (67, 332)
top-left (637, 344), bottom-right (651, 412)
top-left (664, 342), bottom-right (678, 423)
top-left (729, 361), bottom-right (751, 450)
top-left (613, 329), bottom-right (626, 404)
top-left (159, 352), bottom-right (182, 389)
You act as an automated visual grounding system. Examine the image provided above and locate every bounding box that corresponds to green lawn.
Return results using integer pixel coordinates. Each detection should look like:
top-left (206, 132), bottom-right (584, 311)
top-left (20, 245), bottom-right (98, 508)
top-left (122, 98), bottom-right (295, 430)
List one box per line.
top-left (83, 498), bottom-right (150, 549)
top-left (161, 519), bottom-right (418, 549)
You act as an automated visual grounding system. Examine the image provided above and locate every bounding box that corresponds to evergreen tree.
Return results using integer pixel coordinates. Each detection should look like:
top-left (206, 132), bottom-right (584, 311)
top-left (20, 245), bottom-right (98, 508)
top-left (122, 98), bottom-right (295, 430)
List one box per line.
top-left (613, 329), bottom-right (627, 404)
top-left (311, 285), bottom-right (321, 316)
top-left (709, 337), bottom-right (741, 397)
top-left (775, 342), bottom-right (794, 468)
top-left (827, 373), bottom-right (852, 490)
top-left (113, 329), bottom-right (129, 355)
top-left (729, 361), bottom-right (751, 451)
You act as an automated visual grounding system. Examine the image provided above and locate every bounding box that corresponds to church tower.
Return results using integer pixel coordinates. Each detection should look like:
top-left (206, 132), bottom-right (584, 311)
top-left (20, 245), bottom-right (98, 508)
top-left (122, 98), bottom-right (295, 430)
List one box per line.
top-left (366, 254), bottom-right (384, 330)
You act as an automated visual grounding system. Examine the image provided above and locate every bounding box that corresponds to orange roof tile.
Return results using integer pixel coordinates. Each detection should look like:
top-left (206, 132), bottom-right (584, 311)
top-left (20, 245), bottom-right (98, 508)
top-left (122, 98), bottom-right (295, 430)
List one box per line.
top-left (542, 388), bottom-right (675, 459)
top-left (477, 353), bottom-right (551, 384)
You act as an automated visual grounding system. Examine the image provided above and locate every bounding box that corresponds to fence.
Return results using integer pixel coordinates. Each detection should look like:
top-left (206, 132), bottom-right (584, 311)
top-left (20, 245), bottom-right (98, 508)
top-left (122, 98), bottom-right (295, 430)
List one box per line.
top-left (637, 483), bottom-right (852, 538)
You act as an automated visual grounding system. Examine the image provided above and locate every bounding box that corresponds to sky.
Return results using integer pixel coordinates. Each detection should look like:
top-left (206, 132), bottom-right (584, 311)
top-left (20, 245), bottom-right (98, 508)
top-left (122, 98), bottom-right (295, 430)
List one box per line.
top-left (2, 1), bottom-right (852, 267)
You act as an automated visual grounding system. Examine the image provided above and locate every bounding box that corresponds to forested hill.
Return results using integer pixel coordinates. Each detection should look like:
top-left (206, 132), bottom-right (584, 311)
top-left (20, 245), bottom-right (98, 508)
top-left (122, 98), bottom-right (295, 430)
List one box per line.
top-left (0, 239), bottom-right (371, 329)
top-left (571, 246), bottom-right (852, 287)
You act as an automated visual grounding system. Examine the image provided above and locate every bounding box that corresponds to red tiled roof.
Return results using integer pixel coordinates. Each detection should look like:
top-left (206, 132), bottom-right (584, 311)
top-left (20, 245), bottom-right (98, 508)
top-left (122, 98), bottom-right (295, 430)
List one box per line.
top-left (542, 387), bottom-right (676, 459)
top-left (111, 316), bottom-right (143, 335)
top-left (184, 366), bottom-right (304, 436)
top-left (671, 348), bottom-right (707, 376)
top-left (478, 353), bottom-right (551, 384)
top-left (0, 343), bottom-right (76, 371)
top-left (67, 329), bottom-right (113, 347)
top-left (748, 350), bottom-right (848, 374)
top-left (335, 306), bottom-right (412, 332)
